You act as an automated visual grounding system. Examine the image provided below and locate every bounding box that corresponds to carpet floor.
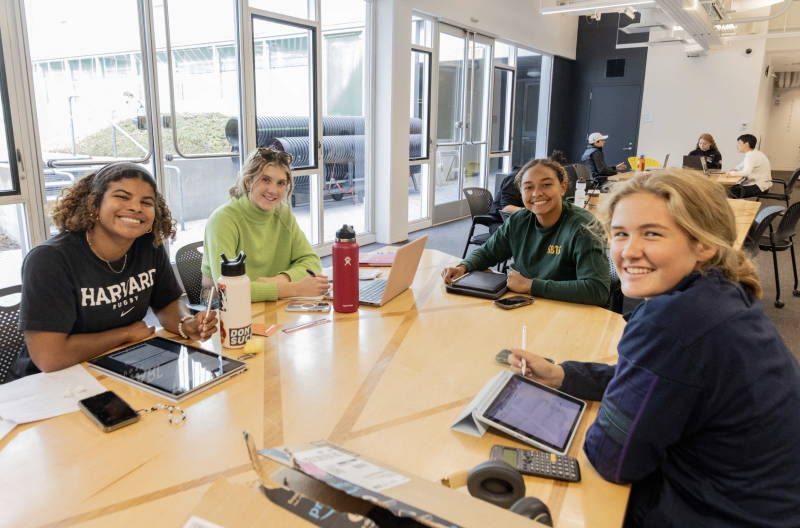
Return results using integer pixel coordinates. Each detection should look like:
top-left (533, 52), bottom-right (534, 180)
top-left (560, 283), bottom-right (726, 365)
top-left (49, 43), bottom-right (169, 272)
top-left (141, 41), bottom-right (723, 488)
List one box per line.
top-left (328, 172), bottom-right (800, 361)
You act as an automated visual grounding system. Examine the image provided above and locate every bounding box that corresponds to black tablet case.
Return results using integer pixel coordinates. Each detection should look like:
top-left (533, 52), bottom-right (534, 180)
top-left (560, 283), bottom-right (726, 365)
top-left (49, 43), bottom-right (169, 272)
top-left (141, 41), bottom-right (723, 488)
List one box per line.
top-left (446, 272), bottom-right (509, 300)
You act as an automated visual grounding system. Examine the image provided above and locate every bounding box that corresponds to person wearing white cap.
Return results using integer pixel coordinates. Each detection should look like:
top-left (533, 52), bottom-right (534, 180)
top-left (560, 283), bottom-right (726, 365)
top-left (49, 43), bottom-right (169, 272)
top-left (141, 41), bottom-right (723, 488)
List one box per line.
top-left (581, 133), bottom-right (628, 188)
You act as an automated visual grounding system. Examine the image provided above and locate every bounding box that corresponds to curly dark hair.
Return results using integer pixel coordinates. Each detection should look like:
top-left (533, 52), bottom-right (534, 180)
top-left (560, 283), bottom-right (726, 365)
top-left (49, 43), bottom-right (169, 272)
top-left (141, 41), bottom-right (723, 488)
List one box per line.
top-left (550, 150), bottom-right (568, 166)
top-left (50, 163), bottom-right (176, 247)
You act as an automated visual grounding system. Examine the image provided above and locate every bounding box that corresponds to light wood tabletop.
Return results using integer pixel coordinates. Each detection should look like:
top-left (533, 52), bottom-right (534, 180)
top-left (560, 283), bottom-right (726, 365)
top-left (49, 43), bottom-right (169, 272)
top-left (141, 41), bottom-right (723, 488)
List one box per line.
top-left (585, 192), bottom-right (760, 250)
top-left (608, 171), bottom-right (743, 187)
top-left (0, 248), bottom-right (630, 528)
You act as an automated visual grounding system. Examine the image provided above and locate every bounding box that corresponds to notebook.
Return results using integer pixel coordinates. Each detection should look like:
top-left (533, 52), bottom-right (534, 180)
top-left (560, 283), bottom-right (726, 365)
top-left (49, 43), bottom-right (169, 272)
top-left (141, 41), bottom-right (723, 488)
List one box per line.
top-left (359, 253), bottom-right (396, 267)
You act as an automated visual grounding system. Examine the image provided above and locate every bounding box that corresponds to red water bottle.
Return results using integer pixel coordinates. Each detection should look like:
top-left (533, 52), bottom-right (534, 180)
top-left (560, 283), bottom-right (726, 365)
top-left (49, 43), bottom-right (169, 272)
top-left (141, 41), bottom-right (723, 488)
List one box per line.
top-left (333, 224), bottom-right (359, 313)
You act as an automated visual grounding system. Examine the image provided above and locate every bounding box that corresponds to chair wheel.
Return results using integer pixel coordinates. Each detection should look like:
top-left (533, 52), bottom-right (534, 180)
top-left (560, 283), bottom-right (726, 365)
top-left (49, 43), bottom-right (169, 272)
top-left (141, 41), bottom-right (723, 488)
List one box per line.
top-left (775, 301), bottom-right (785, 308)
top-left (793, 290), bottom-right (800, 297)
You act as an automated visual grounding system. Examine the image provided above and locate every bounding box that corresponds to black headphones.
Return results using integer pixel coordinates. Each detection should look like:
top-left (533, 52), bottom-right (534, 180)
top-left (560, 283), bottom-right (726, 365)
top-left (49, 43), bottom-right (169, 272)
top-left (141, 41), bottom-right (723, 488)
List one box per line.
top-left (443, 460), bottom-right (553, 526)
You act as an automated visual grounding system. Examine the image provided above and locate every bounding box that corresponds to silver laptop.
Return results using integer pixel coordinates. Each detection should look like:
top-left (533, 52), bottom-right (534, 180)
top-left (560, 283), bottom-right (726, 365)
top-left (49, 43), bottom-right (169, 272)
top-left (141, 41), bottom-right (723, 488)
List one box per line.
top-left (358, 235), bottom-right (428, 306)
top-left (645, 154), bottom-right (669, 171)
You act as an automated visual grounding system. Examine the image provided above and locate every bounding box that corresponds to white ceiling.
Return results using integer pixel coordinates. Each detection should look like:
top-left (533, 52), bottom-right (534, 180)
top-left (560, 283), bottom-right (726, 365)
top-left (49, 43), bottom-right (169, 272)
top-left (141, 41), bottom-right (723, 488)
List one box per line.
top-left (771, 51), bottom-right (800, 72)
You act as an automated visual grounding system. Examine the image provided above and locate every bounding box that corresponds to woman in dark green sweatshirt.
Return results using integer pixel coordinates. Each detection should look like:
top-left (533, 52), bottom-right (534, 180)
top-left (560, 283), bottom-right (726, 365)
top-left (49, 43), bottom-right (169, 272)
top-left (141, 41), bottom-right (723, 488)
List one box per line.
top-left (442, 158), bottom-right (610, 306)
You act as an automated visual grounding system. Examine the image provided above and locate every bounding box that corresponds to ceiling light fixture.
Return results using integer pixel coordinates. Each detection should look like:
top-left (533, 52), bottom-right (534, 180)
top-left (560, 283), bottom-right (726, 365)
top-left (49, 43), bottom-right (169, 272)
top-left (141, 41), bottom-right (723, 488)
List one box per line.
top-left (540, 0), bottom-right (654, 15)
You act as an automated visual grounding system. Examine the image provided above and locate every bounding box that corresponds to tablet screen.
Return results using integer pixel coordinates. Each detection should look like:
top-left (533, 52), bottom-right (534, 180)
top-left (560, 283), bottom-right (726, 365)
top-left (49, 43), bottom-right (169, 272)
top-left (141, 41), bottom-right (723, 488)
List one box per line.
top-left (484, 375), bottom-right (584, 452)
top-left (89, 337), bottom-right (244, 397)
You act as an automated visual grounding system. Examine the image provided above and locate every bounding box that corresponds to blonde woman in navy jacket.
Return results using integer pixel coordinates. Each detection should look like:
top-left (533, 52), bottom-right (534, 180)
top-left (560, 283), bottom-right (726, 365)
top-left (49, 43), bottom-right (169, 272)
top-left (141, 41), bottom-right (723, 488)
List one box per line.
top-left (510, 170), bottom-right (800, 527)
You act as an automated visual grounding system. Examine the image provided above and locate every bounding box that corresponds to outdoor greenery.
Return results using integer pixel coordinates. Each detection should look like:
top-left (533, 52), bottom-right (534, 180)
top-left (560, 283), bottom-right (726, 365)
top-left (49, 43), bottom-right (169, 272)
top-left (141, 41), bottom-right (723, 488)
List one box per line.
top-left (50, 112), bottom-right (233, 157)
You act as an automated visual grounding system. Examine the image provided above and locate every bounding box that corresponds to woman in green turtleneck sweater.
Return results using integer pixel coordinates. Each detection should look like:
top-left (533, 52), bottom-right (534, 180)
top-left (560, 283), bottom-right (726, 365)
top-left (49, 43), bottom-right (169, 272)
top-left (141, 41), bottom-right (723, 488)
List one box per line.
top-left (201, 148), bottom-right (328, 302)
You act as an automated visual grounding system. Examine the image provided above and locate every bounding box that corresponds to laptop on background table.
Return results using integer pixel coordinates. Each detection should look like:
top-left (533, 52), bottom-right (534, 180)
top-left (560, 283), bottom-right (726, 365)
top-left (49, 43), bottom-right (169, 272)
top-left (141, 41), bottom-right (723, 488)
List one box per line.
top-left (356, 235), bottom-right (428, 307)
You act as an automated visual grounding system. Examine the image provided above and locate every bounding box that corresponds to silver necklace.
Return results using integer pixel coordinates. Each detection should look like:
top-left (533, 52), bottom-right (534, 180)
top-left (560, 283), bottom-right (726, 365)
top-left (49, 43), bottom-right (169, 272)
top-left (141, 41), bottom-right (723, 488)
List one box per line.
top-left (86, 231), bottom-right (127, 274)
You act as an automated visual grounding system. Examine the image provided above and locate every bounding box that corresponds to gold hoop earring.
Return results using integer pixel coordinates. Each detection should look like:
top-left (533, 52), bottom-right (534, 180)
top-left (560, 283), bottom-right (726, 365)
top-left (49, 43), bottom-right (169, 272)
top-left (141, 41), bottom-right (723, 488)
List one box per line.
top-left (147, 226), bottom-right (153, 234)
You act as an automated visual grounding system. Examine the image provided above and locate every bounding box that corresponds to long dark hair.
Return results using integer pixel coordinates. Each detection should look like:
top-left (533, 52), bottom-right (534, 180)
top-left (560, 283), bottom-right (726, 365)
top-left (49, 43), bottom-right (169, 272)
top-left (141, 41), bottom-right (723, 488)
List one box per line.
top-left (50, 162), bottom-right (176, 247)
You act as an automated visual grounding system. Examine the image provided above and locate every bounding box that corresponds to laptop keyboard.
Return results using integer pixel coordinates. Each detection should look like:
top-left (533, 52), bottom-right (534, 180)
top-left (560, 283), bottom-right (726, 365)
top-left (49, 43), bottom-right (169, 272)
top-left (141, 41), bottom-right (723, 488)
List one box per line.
top-left (359, 279), bottom-right (388, 304)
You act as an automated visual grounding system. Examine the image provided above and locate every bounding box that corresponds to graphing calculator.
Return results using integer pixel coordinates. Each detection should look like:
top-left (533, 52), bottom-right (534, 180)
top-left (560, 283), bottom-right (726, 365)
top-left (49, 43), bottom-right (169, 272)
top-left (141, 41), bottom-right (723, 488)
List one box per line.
top-left (490, 445), bottom-right (581, 483)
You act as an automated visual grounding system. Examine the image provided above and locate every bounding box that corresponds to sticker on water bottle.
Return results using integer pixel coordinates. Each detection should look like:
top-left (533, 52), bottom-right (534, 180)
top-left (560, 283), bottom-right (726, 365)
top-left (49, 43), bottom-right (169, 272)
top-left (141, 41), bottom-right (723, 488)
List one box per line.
top-left (228, 325), bottom-right (252, 347)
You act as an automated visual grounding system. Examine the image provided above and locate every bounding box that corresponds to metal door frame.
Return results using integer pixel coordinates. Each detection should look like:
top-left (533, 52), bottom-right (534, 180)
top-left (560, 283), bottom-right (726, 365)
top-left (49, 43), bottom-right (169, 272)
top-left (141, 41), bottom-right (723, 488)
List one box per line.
top-left (586, 83), bottom-right (642, 161)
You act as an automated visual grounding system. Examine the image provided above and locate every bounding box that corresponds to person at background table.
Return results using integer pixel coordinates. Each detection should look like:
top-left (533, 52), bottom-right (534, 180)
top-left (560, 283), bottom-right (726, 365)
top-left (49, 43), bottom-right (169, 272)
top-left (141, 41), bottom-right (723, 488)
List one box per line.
top-left (441, 158), bottom-right (610, 307)
top-left (581, 132), bottom-right (628, 188)
top-left (726, 134), bottom-right (772, 199)
top-left (510, 169), bottom-right (800, 527)
top-left (8, 163), bottom-right (217, 381)
top-left (487, 151), bottom-right (568, 234)
top-left (201, 148), bottom-right (327, 302)
top-left (688, 133), bottom-right (722, 169)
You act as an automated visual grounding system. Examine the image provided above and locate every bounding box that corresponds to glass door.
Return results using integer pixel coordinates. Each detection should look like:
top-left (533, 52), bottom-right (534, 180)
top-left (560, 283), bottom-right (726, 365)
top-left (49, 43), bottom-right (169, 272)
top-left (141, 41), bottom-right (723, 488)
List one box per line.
top-left (433, 26), bottom-right (492, 224)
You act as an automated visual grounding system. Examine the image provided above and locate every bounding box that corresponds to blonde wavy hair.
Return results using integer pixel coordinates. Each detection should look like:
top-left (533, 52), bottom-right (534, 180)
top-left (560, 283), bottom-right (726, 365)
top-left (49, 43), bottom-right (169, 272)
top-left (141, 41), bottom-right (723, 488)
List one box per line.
top-left (229, 147), bottom-right (294, 204)
top-left (595, 169), bottom-right (763, 298)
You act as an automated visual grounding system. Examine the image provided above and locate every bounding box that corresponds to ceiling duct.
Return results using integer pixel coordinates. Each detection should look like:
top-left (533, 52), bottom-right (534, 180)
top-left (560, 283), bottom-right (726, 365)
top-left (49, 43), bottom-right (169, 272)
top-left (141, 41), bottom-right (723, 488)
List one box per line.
top-left (620, 7), bottom-right (671, 32)
top-left (656, 0), bottom-right (727, 50)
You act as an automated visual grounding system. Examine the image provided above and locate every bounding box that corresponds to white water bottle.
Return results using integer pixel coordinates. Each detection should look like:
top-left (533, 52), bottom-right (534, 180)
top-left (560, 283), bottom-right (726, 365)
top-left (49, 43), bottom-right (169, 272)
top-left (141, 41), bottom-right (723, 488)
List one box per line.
top-left (575, 177), bottom-right (587, 208)
top-left (217, 251), bottom-right (252, 348)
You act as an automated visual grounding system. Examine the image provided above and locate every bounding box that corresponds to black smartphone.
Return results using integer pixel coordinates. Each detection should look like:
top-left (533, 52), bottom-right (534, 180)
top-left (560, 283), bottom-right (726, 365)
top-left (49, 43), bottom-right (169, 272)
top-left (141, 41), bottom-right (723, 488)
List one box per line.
top-left (493, 295), bottom-right (534, 310)
top-left (78, 391), bottom-right (140, 433)
top-left (495, 349), bottom-right (555, 365)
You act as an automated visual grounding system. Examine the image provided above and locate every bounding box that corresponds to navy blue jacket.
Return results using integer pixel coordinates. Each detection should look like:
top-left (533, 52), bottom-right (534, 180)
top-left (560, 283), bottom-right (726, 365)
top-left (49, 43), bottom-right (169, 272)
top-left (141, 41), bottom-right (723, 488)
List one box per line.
top-left (559, 269), bottom-right (800, 527)
top-left (581, 146), bottom-right (617, 182)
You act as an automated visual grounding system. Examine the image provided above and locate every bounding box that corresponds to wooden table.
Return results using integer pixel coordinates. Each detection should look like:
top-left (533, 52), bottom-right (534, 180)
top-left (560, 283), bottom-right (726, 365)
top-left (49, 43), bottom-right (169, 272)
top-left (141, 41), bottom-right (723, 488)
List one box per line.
top-left (608, 171), bottom-right (743, 187)
top-left (0, 249), bottom-right (630, 528)
top-left (585, 192), bottom-right (760, 250)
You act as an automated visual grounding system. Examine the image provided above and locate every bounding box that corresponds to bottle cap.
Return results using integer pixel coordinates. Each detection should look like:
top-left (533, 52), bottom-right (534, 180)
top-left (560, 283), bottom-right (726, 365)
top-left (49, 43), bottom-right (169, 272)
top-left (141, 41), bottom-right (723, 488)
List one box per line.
top-left (335, 224), bottom-right (356, 242)
top-left (220, 251), bottom-right (247, 277)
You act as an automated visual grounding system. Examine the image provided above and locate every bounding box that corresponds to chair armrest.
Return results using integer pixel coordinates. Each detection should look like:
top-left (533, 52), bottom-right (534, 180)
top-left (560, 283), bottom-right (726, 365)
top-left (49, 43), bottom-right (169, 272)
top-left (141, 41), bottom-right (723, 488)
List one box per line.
top-left (767, 179), bottom-right (787, 188)
top-left (472, 215), bottom-right (499, 227)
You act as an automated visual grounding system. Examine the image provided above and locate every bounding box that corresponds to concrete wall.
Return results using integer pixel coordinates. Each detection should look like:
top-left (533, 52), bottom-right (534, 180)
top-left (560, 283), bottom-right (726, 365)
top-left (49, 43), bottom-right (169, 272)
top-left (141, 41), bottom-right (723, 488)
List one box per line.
top-left (162, 157), bottom-right (239, 224)
top-left (637, 39), bottom-right (769, 170)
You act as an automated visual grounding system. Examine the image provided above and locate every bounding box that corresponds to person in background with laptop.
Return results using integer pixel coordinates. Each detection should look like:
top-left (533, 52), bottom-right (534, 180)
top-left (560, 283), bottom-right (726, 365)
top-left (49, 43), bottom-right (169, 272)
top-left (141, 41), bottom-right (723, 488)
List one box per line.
top-left (7, 163), bottom-right (218, 381)
top-left (727, 134), bottom-right (772, 199)
top-left (688, 133), bottom-right (722, 169)
top-left (508, 170), bottom-right (800, 527)
top-left (581, 132), bottom-right (628, 188)
top-left (441, 158), bottom-right (610, 307)
top-left (201, 148), bottom-right (328, 302)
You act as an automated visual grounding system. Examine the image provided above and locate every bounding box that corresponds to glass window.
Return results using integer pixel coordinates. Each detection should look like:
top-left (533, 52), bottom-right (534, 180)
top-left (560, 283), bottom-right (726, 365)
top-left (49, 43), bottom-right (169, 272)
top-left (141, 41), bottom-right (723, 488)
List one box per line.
top-left (0, 35), bottom-right (20, 196)
top-left (411, 16), bottom-right (433, 48)
top-left (153, 0), bottom-right (243, 259)
top-left (290, 173), bottom-right (320, 245)
top-left (250, 0), bottom-right (316, 20)
top-left (491, 68), bottom-right (514, 153)
top-left (408, 163), bottom-right (429, 222)
top-left (410, 50), bottom-right (430, 160)
top-left (0, 204), bottom-right (28, 289)
top-left (488, 155), bottom-right (510, 199)
top-left (321, 0), bottom-right (367, 243)
top-left (494, 42), bottom-right (515, 67)
top-left (513, 48), bottom-right (542, 167)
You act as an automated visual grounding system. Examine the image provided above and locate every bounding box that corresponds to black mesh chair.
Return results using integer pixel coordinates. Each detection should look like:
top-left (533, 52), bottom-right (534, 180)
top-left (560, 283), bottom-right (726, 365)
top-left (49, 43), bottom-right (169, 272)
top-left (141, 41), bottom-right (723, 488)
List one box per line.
top-left (0, 285), bottom-right (24, 384)
top-left (757, 202), bottom-right (800, 308)
top-left (563, 165), bottom-right (578, 199)
top-left (742, 206), bottom-right (784, 258)
top-left (175, 242), bottom-right (217, 314)
top-left (462, 187), bottom-right (501, 259)
top-left (757, 168), bottom-right (800, 208)
top-left (572, 164), bottom-right (593, 190)
top-left (606, 250), bottom-right (624, 314)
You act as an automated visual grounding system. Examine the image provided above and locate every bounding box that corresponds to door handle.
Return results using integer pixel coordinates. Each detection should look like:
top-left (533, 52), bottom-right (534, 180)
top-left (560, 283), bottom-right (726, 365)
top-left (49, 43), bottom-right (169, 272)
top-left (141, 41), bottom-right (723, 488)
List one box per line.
top-left (622, 147), bottom-right (633, 151)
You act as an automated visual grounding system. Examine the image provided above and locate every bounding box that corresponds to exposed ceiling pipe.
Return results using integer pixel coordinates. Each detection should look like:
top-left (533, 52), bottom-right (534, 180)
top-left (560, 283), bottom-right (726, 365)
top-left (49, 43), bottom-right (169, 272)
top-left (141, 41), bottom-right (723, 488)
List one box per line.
top-left (727, 0), bottom-right (794, 24)
top-left (791, 72), bottom-right (797, 87)
top-left (794, 72), bottom-right (800, 87)
top-left (778, 71), bottom-right (785, 87)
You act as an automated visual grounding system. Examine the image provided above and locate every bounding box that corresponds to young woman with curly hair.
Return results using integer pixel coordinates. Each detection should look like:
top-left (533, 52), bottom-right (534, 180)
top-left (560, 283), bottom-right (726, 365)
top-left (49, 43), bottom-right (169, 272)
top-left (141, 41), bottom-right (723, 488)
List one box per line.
top-left (441, 157), bottom-right (610, 306)
top-left (8, 163), bottom-right (217, 381)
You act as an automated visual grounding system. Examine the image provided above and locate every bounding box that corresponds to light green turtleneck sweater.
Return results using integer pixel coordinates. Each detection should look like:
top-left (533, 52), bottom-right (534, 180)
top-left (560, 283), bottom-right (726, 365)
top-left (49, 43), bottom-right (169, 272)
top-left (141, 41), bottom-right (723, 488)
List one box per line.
top-left (201, 195), bottom-right (322, 302)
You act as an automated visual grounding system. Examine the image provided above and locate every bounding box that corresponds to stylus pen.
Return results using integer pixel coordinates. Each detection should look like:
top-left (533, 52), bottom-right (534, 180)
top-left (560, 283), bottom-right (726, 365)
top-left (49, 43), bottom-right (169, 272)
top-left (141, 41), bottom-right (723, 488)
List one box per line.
top-left (521, 326), bottom-right (527, 378)
top-left (306, 269), bottom-right (316, 277)
top-left (204, 288), bottom-right (213, 320)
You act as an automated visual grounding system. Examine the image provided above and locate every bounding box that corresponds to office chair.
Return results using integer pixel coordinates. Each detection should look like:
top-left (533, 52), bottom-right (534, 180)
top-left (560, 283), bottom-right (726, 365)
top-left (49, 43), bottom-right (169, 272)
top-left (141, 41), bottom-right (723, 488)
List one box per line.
top-left (757, 202), bottom-right (800, 309)
top-left (605, 250), bottom-right (624, 314)
top-left (757, 168), bottom-right (800, 208)
top-left (462, 188), bottom-right (501, 259)
top-left (175, 242), bottom-right (217, 314)
top-left (563, 165), bottom-right (578, 199)
top-left (0, 285), bottom-right (24, 384)
top-left (572, 164), bottom-right (593, 190)
top-left (626, 157), bottom-right (660, 169)
top-left (742, 206), bottom-right (784, 259)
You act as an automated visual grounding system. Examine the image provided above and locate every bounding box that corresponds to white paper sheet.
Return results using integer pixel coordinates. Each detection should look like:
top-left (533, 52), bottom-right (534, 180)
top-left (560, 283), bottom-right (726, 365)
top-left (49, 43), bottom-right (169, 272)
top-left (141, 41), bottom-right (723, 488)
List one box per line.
top-left (321, 267), bottom-right (382, 281)
top-left (0, 419), bottom-right (16, 441)
top-left (0, 365), bottom-right (106, 424)
top-left (293, 446), bottom-right (410, 492)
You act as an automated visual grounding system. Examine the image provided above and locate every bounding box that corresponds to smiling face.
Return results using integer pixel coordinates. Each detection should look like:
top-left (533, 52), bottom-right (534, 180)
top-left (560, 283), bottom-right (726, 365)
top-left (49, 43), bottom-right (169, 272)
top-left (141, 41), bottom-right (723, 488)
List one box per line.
top-left (520, 165), bottom-right (567, 224)
top-left (609, 193), bottom-right (716, 299)
top-left (247, 164), bottom-right (289, 211)
top-left (93, 177), bottom-right (156, 242)
top-left (698, 138), bottom-right (711, 151)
